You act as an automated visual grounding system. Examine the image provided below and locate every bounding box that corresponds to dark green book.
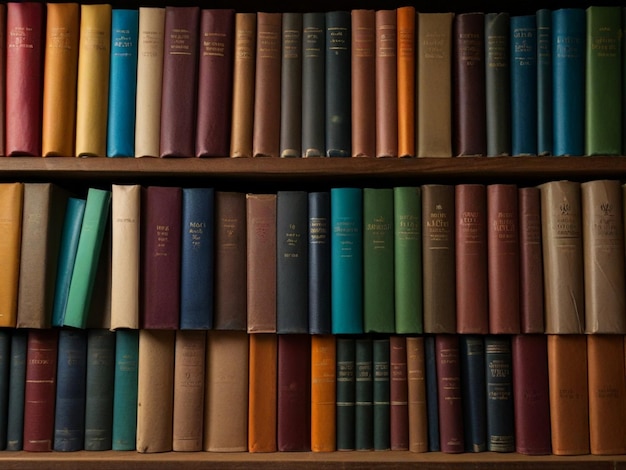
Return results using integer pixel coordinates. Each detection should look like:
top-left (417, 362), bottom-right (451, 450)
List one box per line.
top-left (6, 329), bottom-right (27, 450)
top-left (336, 337), bottom-right (355, 451)
top-left (0, 330), bottom-right (9, 450)
top-left (302, 12), bottom-right (325, 156)
top-left (485, 335), bottom-right (515, 452)
top-left (112, 330), bottom-right (139, 451)
top-left (355, 338), bottom-right (373, 450)
top-left (373, 338), bottom-right (391, 450)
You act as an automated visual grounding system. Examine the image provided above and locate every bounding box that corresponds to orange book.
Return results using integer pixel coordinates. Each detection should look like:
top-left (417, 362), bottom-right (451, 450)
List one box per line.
top-left (397, 6), bottom-right (415, 157)
top-left (248, 333), bottom-right (277, 452)
top-left (0, 183), bottom-right (24, 327)
top-left (311, 335), bottom-right (336, 452)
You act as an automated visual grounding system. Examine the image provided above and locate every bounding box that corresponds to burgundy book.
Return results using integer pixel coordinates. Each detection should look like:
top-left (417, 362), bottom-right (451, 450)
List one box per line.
top-left (195, 9), bottom-right (235, 157)
top-left (23, 329), bottom-right (58, 452)
top-left (390, 336), bottom-right (409, 451)
top-left (6, 2), bottom-right (44, 156)
top-left (455, 184), bottom-right (488, 333)
top-left (0, 5), bottom-right (6, 156)
top-left (487, 184), bottom-right (520, 334)
top-left (436, 334), bottom-right (464, 453)
top-left (277, 334), bottom-right (311, 451)
top-left (141, 186), bottom-right (182, 329)
top-left (160, 6), bottom-right (200, 157)
top-left (375, 9), bottom-right (397, 158)
top-left (512, 334), bottom-right (551, 455)
top-left (518, 187), bottom-right (544, 333)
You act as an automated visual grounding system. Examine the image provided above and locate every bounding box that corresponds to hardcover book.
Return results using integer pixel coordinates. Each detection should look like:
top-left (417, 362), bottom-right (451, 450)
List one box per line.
top-left (0, 182), bottom-right (23, 328)
top-left (375, 9), bottom-right (398, 158)
top-left (406, 336), bottom-right (428, 452)
top-left (436, 334), bottom-right (464, 453)
top-left (485, 336), bottom-right (514, 453)
top-left (390, 336), bottom-right (409, 451)
top-left (308, 192), bottom-right (331, 334)
top-left (460, 335), bottom-right (486, 452)
top-left (6, 329), bottom-right (27, 450)
top-left (112, 329), bottom-right (139, 451)
top-left (248, 333), bottom-right (277, 453)
top-left (424, 335), bottom-right (440, 451)
top-left (302, 12), bottom-right (325, 157)
top-left (355, 337), bottom-right (373, 451)
top-left (373, 338), bottom-right (391, 451)
top-left (351, 9), bottom-right (375, 158)
top-left (397, 6), bottom-right (416, 157)
top-left (279, 12), bottom-right (303, 158)
top-left (336, 337), bottom-right (356, 451)
top-left (311, 335), bottom-right (336, 452)
top-left (536, 9), bottom-right (552, 155)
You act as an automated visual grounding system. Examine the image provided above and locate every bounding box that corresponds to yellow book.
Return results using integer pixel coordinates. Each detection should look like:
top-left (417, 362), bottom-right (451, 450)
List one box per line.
top-left (0, 183), bottom-right (24, 327)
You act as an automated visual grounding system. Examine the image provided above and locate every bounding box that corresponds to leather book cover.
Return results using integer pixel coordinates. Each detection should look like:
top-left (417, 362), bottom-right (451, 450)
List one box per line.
top-left (375, 9), bottom-right (397, 158)
top-left (485, 335), bottom-right (514, 452)
top-left (159, 6), bottom-right (200, 157)
top-left (487, 184), bottom-right (520, 334)
top-left (230, 12), bottom-right (256, 158)
top-left (248, 333), bottom-right (277, 453)
top-left (397, 6), bottom-right (415, 158)
top-left (136, 329), bottom-right (175, 453)
top-left (435, 334), bottom-right (464, 453)
top-left (279, 12), bottom-right (302, 158)
top-left (336, 337), bottom-right (356, 451)
top-left (0, 331), bottom-right (8, 449)
top-left (252, 12), bottom-right (282, 158)
top-left (512, 334), bottom-right (551, 455)
top-left (0, 5), bottom-right (5, 156)
top-left (459, 335), bottom-right (486, 452)
top-left (75, 4), bottom-right (112, 157)
top-left (455, 184), bottom-right (488, 334)
top-left (373, 338), bottom-right (391, 451)
top-left (172, 330), bottom-right (206, 451)
top-left (277, 334), bottom-right (311, 451)
top-left (417, 12), bottom-right (453, 157)
top-left (406, 336), bottom-right (427, 452)
top-left (196, 9), bottom-right (235, 157)
top-left (6, 2), bottom-right (44, 156)
top-left (547, 335), bottom-right (589, 455)
top-left (214, 191), bottom-right (247, 331)
top-left (537, 9), bottom-right (552, 156)
top-left (302, 12), bottom-right (325, 157)
top-left (390, 336), bottom-right (409, 451)
top-left (453, 12), bottom-right (487, 156)
top-left (424, 335), bottom-right (440, 451)
top-left (41, 2), bottom-right (79, 157)
top-left (539, 181), bottom-right (585, 333)
top-left (6, 329), bottom-right (27, 450)
top-left (422, 184), bottom-right (456, 333)
top-left (23, 329), bottom-right (58, 452)
top-left (308, 192), bottom-right (331, 334)
top-left (355, 338), bottom-right (373, 450)
top-left (519, 187), bottom-right (544, 333)
top-left (582, 180), bottom-right (626, 333)
top-left (204, 330), bottom-right (248, 452)
top-left (141, 186), bottom-right (182, 329)
top-left (112, 329), bottom-right (139, 451)
top-left (0, 183), bottom-right (23, 328)
top-left (311, 335), bottom-right (336, 452)
top-left (350, 9), bottom-right (375, 158)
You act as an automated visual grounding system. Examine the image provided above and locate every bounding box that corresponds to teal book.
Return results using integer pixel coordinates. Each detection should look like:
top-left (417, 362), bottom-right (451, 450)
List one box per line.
top-left (331, 188), bottom-right (363, 334)
top-left (0, 330), bottom-right (9, 450)
top-left (112, 330), bottom-right (139, 451)
top-left (51, 197), bottom-right (87, 327)
top-left (107, 9), bottom-right (139, 157)
top-left (373, 337), bottom-right (390, 451)
top-left (6, 329), bottom-right (27, 450)
top-left (63, 188), bottom-right (112, 329)
top-left (536, 9), bottom-right (552, 155)
top-left (336, 337), bottom-right (356, 451)
top-left (355, 338), bottom-right (373, 450)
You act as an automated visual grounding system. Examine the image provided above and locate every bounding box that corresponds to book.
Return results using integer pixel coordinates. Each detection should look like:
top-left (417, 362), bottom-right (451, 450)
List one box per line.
top-left (390, 336), bottom-right (409, 451)
top-left (302, 12), bottom-right (325, 157)
top-left (279, 12), bottom-right (302, 158)
top-left (85, 227), bottom-right (113, 330)
top-left (424, 335), bottom-right (440, 452)
top-left (406, 336), bottom-right (427, 452)
top-left (6, 329), bottom-right (27, 450)
top-left (248, 333), bottom-right (277, 453)
top-left (460, 335), bottom-right (486, 452)
top-left (436, 334), bottom-right (463, 453)
top-left (0, 182), bottom-right (23, 328)
top-left (0, 330), bottom-right (9, 449)
top-left (107, 9), bottom-right (139, 157)
top-left (373, 338), bottom-right (391, 451)
top-left (0, 5), bottom-right (5, 155)
top-left (397, 6), bottom-right (416, 157)
top-left (375, 9), bottom-right (397, 158)
top-left (536, 9), bottom-right (552, 156)
top-left (41, 2), bottom-right (80, 157)
top-left (159, 6), bottom-right (200, 157)
top-left (112, 329), bottom-right (139, 451)
top-left (308, 192), bottom-right (331, 334)
top-left (355, 338), bottom-right (373, 450)
top-left (311, 335), bottom-right (336, 452)
top-left (336, 337), bottom-right (356, 451)
top-left (485, 336), bottom-right (514, 453)
top-left (75, 4), bottom-right (112, 157)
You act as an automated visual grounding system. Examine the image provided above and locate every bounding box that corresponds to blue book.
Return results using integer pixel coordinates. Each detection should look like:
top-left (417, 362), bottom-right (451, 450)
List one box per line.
top-left (53, 329), bottom-right (87, 452)
top-left (552, 8), bottom-right (585, 156)
top-left (180, 188), bottom-right (215, 329)
top-left (460, 335), bottom-right (486, 452)
top-left (51, 197), bottom-right (87, 327)
top-left (308, 192), bottom-right (331, 334)
top-left (510, 15), bottom-right (537, 155)
top-left (424, 335), bottom-right (440, 452)
top-left (536, 9), bottom-right (552, 155)
top-left (0, 330), bottom-right (10, 450)
top-left (107, 9), bottom-right (139, 157)
top-left (485, 335), bottom-right (515, 452)
top-left (331, 188), bottom-right (363, 334)
top-left (112, 330), bottom-right (139, 451)
top-left (6, 329), bottom-right (27, 450)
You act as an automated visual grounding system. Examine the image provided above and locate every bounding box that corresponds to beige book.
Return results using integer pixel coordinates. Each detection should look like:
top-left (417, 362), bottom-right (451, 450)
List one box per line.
top-left (134, 7), bottom-right (165, 158)
top-left (75, 4), bottom-right (111, 157)
top-left (110, 185), bottom-right (140, 329)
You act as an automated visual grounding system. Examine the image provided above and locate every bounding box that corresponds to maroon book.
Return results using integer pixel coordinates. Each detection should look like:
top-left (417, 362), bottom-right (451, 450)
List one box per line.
top-left (141, 186), bottom-right (182, 329)
top-left (23, 329), bottom-right (58, 452)
top-left (436, 334), bottom-right (464, 453)
top-left (195, 9), bottom-right (235, 157)
top-left (160, 6), bottom-right (200, 157)
top-left (277, 334), bottom-right (311, 451)
top-left (390, 336), bottom-right (409, 451)
top-left (512, 334), bottom-right (551, 455)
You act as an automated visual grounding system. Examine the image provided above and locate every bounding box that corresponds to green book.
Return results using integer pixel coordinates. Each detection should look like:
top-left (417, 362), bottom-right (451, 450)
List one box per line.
top-left (63, 188), bottom-right (112, 329)
top-left (355, 338), bottom-right (373, 450)
top-left (373, 337), bottom-right (391, 451)
top-left (336, 337), bottom-right (355, 451)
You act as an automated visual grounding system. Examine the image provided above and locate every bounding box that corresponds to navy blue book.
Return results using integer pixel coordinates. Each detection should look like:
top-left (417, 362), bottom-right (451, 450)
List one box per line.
top-left (180, 188), bottom-right (215, 329)
top-left (424, 335), bottom-right (440, 451)
top-left (373, 337), bottom-right (390, 451)
top-left (6, 329), bottom-right (27, 450)
top-left (0, 330), bottom-right (9, 450)
top-left (112, 330), bottom-right (139, 451)
top-left (355, 338), bottom-right (373, 450)
top-left (277, 191), bottom-right (309, 333)
top-left (485, 335), bottom-right (515, 452)
top-left (53, 329), bottom-right (87, 451)
top-left (336, 337), bottom-right (356, 451)
top-left (308, 192), bottom-right (331, 334)
top-left (460, 335), bottom-right (486, 452)
top-left (536, 9), bottom-right (552, 155)
top-left (302, 12), bottom-right (325, 157)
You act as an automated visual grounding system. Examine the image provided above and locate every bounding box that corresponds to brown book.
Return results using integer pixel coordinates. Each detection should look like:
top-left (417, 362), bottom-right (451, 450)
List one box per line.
top-left (581, 180), bottom-right (626, 333)
top-left (455, 184), bottom-right (488, 334)
top-left (203, 331), bottom-right (249, 452)
top-left (173, 330), bottom-right (206, 452)
top-left (248, 333), bottom-right (277, 453)
top-left (0, 182), bottom-right (24, 328)
top-left (487, 184), bottom-right (520, 334)
top-left (136, 329), bottom-right (175, 453)
top-left (397, 6), bottom-right (415, 158)
top-left (436, 334), bottom-right (464, 453)
top-left (406, 336), bottom-right (427, 452)
top-left (230, 13), bottom-right (256, 158)
top-left (311, 335), bottom-right (336, 452)
top-left (547, 335), bottom-right (589, 455)
top-left (518, 187), bottom-right (544, 333)
top-left (246, 194), bottom-right (277, 333)
top-left (390, 336), bottom-right (409, 451)
top-left (422, 184), bottom-right (456, 333)
top-left (375, 9), bottom-right (397, 158)
top-left (539, 181), bottom-right (585, 334)
top-left (417, 12), bottom-right (454, 157)
top-left (351, 9), bottom-right (376, 158)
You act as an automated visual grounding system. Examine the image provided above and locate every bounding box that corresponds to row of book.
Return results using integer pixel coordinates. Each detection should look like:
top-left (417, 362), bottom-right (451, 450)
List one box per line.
top-left (2, 179), bottom-right (625, 335)
top-left (1, 3), bottom-right (624, 159)
top-left (2, 328), bottom-right (625, 456)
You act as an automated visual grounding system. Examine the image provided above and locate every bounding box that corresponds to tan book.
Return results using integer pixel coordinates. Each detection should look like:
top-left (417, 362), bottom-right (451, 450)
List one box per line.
top-left (375, 9), bottom-right (398, 158)
top-left (417, 12), bottom-right (454, 157)
top-left (136, 329), bottom-right (175, 453)
top-left (110, 184), bottom-right (141, 330)
top-left (230, 13), bottom-right (256, 158)
top-left (407, 336), bottom-right (428, 453)
top-left (248, 333), bottom-right (277, 452)
top-left (134, 7), bottom-right (165, 158)
top-left (75, 4), bottom-right (112, 157)
top-left (41, 2), bottom-right (80, 157)
top-left (0, 183), bottom-right (24, 328)
top-left (204, 331), bottom-right (249, 452)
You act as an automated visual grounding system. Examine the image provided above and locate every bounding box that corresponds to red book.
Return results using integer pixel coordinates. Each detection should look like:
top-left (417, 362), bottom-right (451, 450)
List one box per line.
top-left (436, 334), bottom-right (464, 453)
top-left (390, 336), bottom-right (409, 450)
top-left (6, 2), bottom-right (44, 156)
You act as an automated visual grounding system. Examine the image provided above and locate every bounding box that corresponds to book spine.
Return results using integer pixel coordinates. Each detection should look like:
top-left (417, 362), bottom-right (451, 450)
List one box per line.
top-left (406, 336), bottom-right (427, 452)
top-left (355, 338), bottom-right (373, 450)
top-left (301, 13), bottom-right (325, 157)
top-left (0, 183), bottom-right (24, 328)
top-left (397, 6), bottom-right (416, 157)
top-left (311, 335), bottom-right (336, 452)
top-left (485, 335), bottom-right (514, 452)
top-left (308, 192), bottom-right (331, 334)
top-left (0, 330), bottom-right (9, 450)
top-left (424, 335), bottom-right (440, 451)
top-left (375, 9), bottom-right (397, 158)
top-left (112, 329), bottom-right (139, 451)
top-left (536, 9), bottom-right (552, 155)
top-left (436, 334), bottom-right (464, 453)
top-left (248, 333), bottom-right (277, 453)
top-left (373, 338), bottom-right (391, 451)
top-left (336, 337), bottom-right (356, 451)
top-left (390, 336), bottom-right (409, 451)
top-left (85, 230), bottom-right (113, 330)
top-left (6, 329), bottom-right (27, 450)
top-left (0, 5), bottom-right (5, 155)
top-left (279, 12), bottom-right (303, 158)
top-left (460, 335), bottom-right (486, 452)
